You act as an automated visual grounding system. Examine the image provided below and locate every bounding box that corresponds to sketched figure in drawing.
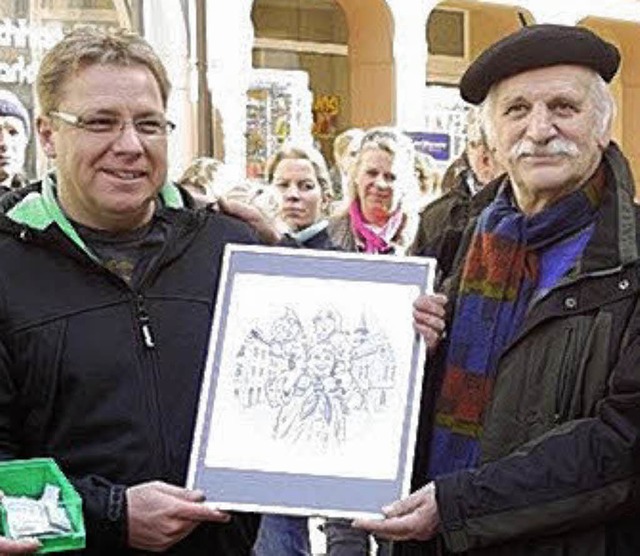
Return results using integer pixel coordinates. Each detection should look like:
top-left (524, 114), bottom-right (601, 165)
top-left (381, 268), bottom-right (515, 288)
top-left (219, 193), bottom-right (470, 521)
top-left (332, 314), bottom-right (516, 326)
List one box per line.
top-left (233, 306), bottom-right (397, 448)
top-left (274, 343), bottom-right (348, 447)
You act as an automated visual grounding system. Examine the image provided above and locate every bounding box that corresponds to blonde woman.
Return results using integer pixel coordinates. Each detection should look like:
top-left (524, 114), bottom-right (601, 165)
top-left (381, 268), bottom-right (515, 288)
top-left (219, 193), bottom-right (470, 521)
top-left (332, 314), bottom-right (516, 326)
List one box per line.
top-left (327, 126), bottom-right (421, 256)
top-left (324, 127), bottom-right (421, 556)
top-left (253, 143), bottom-right (335, 556)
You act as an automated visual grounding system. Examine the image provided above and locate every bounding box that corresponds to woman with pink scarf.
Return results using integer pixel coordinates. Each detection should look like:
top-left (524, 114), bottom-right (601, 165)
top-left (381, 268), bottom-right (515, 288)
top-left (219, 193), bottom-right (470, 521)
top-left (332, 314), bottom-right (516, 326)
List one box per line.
top-left (327, 127), bottom-right (421, 257)
top-left (324, 127), bottom-right (422, 555)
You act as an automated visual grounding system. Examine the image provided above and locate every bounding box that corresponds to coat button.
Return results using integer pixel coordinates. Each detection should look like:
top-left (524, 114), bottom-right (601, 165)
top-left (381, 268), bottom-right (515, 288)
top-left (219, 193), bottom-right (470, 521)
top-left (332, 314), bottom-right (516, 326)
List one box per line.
top-left (619, 279), bottom-right (630, 290)
top-left (564, 296), bottom-right (577, 309)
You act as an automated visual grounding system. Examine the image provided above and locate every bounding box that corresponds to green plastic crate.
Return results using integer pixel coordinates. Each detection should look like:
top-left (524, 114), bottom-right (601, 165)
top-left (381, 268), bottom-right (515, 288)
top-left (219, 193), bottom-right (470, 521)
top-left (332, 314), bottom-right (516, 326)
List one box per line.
top-left (0, 458), bottom-right (85, 553)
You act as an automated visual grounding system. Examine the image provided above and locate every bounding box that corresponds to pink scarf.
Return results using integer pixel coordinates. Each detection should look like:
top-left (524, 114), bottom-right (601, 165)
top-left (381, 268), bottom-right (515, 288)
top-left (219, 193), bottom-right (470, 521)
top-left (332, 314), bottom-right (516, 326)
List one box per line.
top-left (349, 200), bottom-right (404, 254)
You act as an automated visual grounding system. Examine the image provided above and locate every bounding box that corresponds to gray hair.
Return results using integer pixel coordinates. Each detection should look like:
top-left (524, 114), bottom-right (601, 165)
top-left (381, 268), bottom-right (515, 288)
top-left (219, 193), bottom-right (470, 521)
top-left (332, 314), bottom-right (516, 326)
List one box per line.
top-left (346, 126), bottom-right (417, 203)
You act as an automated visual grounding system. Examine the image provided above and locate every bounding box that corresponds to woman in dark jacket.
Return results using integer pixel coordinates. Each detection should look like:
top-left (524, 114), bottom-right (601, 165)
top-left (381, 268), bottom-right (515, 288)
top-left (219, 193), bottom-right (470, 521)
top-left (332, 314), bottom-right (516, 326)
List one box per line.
top-left (252, 142), bottom-right (336, 556)
top-left (266, 143), bottom-right (336, 250)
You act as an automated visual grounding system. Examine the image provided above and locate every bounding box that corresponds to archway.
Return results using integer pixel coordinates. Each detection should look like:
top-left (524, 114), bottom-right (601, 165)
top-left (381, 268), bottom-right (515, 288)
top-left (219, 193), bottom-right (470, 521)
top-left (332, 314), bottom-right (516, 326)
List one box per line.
top-left (334, 0), bottom-right (395, 128)
top-left (581, 17), bottom-right (640, 191)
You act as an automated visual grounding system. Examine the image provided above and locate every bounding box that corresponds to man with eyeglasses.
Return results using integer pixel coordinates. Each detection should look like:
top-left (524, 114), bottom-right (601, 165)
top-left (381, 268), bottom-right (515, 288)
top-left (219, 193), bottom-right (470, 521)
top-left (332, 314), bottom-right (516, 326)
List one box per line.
top-left (0, 27), bottom-right (261, 554)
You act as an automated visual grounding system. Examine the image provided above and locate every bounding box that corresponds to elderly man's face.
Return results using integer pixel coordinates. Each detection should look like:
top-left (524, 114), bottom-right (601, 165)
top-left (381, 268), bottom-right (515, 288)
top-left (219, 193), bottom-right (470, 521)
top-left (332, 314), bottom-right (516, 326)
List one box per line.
top-left (38, 63), bottom-right (168, 231)
top-left (0, 115), bottom-right (28, 185)
top-left (489, 65), bottom-right (610, 214)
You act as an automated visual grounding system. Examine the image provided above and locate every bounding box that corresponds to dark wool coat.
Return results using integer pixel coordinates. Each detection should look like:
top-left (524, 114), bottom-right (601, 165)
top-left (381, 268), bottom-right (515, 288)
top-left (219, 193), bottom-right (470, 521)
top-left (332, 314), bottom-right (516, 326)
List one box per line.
top-left (397, 144), bottom-right (640, 556)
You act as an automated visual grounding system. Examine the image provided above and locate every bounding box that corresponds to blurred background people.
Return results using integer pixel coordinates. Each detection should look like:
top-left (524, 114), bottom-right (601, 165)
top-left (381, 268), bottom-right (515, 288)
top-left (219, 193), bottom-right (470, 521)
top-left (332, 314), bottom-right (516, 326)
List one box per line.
top-left (329, 127), bottom-right (365, 205)
top-left (440, 106), bottom-right (501, 195)
top-left (177, 155), bottom-right (280, 220)
top-left (252, 142), bottom-right (335, 556)
top-left (177, 156), bottom-right (226, 206)
top-left (412, 106), bottom-right (504, 276)
top-left (0, 90), bottom-right (30, 192)
top-left (413, 150), bottom-right (442, 210)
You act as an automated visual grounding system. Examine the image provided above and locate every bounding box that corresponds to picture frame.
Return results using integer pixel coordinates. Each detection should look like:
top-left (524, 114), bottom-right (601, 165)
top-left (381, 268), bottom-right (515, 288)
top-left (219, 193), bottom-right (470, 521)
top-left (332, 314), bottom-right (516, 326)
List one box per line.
top-left (187, 244), bottom-right (436, 519)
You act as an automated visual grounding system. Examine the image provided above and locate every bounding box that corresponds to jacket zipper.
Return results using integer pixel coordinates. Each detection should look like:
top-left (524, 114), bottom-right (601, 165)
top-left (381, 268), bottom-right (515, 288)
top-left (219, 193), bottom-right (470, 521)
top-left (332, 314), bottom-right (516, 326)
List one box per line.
top-left (135, 294), bottom-right (156, 349)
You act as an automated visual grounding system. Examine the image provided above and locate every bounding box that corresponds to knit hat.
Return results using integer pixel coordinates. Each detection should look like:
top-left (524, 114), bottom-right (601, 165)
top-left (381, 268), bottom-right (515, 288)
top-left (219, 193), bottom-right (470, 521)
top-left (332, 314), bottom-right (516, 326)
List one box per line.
top-left (460, 24), bottom-right (620, 105)
top-left (0, 90), bottom-right (31, 137)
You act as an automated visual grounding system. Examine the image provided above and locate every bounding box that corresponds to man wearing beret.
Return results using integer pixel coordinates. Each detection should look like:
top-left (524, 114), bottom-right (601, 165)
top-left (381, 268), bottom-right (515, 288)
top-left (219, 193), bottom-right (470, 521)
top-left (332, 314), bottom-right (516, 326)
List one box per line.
top-left (355, 24), bottom-right (640, 555)
top-left (0, 89), bottom-right (30, 191)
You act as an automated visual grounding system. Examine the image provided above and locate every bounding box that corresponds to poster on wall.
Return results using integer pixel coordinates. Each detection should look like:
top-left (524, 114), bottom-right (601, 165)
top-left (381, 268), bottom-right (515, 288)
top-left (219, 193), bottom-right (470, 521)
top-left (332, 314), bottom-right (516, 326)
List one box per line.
top-left (245, 69), bottom-right (313, 183)
top-left (312, 94), bottom-right (340, 139)
top-left (420, 84), bottom-right (471, 170)
top-left (405, 132), bottom-right (450, 162)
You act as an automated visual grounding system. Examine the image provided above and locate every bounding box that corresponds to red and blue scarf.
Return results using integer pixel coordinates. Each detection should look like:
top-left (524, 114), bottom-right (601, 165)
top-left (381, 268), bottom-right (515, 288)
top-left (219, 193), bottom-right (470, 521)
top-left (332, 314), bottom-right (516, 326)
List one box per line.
top-left (428, 174), bottom-right (603, 478)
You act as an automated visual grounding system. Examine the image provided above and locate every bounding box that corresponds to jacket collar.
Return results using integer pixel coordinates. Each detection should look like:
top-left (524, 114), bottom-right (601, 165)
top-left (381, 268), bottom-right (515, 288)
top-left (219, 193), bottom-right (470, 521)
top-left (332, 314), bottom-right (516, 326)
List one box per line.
top-left (577, 142), bottom-right (638, 274)
top-left (4, 172), bottom-right (185, 259)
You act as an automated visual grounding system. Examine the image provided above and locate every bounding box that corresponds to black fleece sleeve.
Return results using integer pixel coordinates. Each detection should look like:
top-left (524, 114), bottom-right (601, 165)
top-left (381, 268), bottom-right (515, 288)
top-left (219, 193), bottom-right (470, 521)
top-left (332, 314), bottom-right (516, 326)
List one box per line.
top-left (70, 475), bottom-right (129, 549)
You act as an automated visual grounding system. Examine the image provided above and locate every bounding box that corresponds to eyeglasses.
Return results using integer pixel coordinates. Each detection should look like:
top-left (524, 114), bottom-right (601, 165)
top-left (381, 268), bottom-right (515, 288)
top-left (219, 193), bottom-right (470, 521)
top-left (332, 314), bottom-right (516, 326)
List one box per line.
top-left (48, 110), bottom-right (176, 138)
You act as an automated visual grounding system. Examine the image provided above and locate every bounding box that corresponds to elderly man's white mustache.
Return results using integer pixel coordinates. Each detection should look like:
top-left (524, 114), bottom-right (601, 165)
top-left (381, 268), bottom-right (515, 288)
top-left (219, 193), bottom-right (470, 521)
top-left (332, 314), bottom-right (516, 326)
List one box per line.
top-left (512, 138), bottom-right (580, 159)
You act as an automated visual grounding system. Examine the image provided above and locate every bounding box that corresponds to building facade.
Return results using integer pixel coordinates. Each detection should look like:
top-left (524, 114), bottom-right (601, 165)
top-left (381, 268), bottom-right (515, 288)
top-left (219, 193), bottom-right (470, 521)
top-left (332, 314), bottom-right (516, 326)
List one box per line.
top-left (2, 0), bottom-right (639, 191)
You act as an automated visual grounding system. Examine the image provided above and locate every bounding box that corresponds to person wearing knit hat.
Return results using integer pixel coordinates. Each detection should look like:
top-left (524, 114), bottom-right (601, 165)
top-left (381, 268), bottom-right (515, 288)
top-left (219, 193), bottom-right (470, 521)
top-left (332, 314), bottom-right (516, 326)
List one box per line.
top-left (355, 24), bottom-right (640, 556)
top-left (0, 89), bottom-right (30, 190)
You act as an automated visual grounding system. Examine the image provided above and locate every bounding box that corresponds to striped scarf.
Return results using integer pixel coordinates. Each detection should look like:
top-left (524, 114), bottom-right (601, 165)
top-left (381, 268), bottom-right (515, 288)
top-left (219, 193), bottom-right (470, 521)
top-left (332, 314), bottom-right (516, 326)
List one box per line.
top-left (428, 174), bottom-right (603, 478)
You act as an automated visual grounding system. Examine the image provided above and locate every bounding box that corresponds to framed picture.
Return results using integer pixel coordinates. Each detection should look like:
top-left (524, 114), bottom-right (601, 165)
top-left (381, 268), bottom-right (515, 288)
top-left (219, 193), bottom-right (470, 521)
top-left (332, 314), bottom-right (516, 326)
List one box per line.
top-left (187, 244), bottom-right (436, 519)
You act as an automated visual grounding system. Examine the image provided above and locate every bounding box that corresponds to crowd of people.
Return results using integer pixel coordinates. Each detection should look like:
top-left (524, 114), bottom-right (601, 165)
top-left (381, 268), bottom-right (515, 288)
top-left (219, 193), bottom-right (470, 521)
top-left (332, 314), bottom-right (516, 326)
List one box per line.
top-left (0, 19), bottom-right (638, 556)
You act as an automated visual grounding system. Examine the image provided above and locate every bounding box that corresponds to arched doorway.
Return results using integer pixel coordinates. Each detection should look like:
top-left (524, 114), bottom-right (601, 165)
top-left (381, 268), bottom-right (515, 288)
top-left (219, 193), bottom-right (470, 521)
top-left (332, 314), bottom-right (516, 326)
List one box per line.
top-left (335, 0), bottom-right (395, 128)
top-left (249, 0), bottom-right (395, 177)
top-left (250, 0), bottom-right (348, 175)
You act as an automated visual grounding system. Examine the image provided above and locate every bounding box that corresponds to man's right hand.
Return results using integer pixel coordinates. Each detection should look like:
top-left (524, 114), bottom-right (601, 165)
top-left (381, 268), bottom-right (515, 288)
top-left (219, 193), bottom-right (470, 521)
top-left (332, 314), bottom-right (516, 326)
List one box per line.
top-left (0, 536), bottom-right (41, 555)
top-left (127, 481), bottom-right (231, 552)
top-left (217, 197), bottom-right (282, 245)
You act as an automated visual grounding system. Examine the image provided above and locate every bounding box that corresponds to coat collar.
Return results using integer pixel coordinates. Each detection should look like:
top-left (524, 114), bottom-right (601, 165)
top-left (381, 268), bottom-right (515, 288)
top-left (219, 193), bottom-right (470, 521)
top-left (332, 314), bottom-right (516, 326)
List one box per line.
top-left (4, 172), bottom-right (185, 260)
top-left (577, 142), bottom-right (639, 274)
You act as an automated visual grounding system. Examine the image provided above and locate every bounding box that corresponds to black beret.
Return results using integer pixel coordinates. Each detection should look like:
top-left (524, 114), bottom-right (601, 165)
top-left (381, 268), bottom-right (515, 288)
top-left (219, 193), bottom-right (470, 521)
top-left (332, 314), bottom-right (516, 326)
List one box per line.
top-left (460, 24), bottom-right (620, 105)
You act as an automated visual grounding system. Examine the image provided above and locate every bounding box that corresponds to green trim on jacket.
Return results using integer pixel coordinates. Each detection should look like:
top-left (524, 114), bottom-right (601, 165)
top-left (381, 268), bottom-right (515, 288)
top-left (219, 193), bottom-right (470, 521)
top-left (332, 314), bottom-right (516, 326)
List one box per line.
top-left (5, 172), bottom-right (184, 261)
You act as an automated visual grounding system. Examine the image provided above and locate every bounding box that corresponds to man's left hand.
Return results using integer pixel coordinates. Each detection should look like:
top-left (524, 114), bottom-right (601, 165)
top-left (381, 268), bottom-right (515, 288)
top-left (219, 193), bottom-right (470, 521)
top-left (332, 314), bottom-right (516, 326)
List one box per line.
top-left (353, 483), bottom-right (440, 542)
top-left (413, 294), bottom-right (447, 352)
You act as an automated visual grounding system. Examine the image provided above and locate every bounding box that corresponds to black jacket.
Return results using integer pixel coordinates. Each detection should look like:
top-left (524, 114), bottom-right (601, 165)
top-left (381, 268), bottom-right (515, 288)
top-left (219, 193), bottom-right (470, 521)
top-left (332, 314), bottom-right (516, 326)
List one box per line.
top-left (397, 144), bottom-right (640, 556)
top-left (0, 180), bottom-right (260, 554)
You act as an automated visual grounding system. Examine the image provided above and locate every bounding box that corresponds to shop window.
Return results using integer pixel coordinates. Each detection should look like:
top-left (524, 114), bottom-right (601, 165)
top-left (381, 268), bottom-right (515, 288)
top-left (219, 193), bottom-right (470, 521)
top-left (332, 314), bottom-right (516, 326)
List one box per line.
top-left (426, 7), bottom-right (469, 85)
top-left (427, 8), bottom-right (466, 57)
top-left (252, 0), bottom-right (347, 44)
top-left (250, 0), bottom-right (350, 175)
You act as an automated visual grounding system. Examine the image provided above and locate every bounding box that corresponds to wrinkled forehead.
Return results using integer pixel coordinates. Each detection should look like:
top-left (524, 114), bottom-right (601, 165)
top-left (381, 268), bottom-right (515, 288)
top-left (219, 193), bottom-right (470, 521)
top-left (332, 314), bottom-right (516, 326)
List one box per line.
top-left (491, 64), bottom-right (596, 105)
